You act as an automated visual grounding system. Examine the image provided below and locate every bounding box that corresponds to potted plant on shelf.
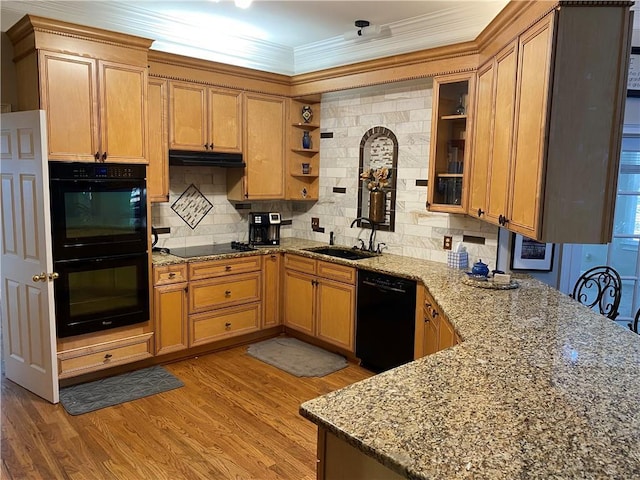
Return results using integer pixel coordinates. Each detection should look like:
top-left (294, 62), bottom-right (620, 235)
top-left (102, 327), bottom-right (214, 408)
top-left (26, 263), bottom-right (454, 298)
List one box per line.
top-left (360, 167), bottom-right (391, 223)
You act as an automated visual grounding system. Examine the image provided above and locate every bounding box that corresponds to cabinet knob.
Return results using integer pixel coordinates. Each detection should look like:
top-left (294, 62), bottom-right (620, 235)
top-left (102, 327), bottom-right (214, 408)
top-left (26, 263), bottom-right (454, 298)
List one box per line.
top-left (101, 152), bottom-right (107, 162)
top-left (424, 317), bottom-right (430, 323)
top-left (203, 144), bottom-right (209, 149)
top-left (168, 272), bottom-right (176, 278)
top-left (104, 353), bottom-right (113, 360)
top-left (209, 143), bottom-right (214, 149)
top-left (478, 208), bottom-right (485, 217)
top-left (224, 290), bottom-right (231, 297)
top-left (425, 302), bottom-right (431, 308)
top-left (270, 254), bottom-right (277, 259)
top-left (94, 151), bottom-right (100, 161)
top-left (225, 322), bottom-right (231, 329)
top-left (498, 214), bottom-right (509, 226)
top-left (426, 201), bottom-right (431, 209)
top-left (432, 310), bottom-right (439, 317)
top-left (225, 265), bottom-right (232, 271)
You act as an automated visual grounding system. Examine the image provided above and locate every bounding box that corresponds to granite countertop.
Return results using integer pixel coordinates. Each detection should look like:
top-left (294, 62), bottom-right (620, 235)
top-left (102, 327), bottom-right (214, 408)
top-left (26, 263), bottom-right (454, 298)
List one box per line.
top-left (152, 239), bottom-right (640, 478)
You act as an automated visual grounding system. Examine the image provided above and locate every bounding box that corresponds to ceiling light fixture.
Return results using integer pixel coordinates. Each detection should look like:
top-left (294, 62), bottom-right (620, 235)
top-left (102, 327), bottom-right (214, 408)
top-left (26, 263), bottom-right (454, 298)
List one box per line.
top-left (234, 0), bottom-right (253, 9)
top-left (344, 19), bottom-right (383, 41)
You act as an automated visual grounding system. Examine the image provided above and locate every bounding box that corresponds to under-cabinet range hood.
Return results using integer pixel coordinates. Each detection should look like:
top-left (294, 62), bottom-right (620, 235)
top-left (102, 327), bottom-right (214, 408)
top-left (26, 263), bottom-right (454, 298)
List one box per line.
top-left (168, 150), bottom-right (246, 168)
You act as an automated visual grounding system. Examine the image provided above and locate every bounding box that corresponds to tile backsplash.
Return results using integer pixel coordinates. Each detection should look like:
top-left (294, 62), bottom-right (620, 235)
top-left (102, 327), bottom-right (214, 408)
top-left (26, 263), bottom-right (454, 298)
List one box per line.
top-left (151, 78), bottom-right (498, 268)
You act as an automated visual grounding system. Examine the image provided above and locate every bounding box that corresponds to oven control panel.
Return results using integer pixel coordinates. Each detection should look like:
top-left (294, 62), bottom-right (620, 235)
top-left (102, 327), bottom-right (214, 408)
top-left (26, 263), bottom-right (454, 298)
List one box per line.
top-left (49, 162), bottom-right (146, 180)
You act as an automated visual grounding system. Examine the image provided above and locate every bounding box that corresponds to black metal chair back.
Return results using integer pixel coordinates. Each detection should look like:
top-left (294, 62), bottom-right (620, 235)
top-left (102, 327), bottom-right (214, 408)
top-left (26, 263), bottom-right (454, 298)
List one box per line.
top-left (570, 266), bottom-right (622, 320)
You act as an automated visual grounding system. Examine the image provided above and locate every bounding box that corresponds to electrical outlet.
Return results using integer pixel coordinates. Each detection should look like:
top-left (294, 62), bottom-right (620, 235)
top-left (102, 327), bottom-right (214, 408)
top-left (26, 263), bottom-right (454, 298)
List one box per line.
top-left (443, 236), bottom-right (453, 250)
top-left (311, 217), bottom-right (320, 230)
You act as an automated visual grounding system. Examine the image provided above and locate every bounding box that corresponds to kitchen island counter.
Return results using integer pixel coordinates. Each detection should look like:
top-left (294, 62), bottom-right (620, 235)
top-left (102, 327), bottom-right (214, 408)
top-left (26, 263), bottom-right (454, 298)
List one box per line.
top-left (299, 258), bottom-right (640, 479)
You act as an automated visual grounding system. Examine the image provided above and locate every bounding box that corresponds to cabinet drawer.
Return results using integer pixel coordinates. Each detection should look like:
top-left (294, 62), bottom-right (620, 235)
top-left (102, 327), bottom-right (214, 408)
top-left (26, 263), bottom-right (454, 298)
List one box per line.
top-left (317, 261), bottom-right (356, 284)
top-left (189, 255), bottom-right (261, 280)
top-left (189, 272), bottom-right (261, 313)
top-left (57, 333), bottom-right (154, 379)
top-left (190, 303), bottom-right (261, 347)
top-left (153, 264), bottom-right (188, 285)
top-left (284, 254), bottom-right (316, 274)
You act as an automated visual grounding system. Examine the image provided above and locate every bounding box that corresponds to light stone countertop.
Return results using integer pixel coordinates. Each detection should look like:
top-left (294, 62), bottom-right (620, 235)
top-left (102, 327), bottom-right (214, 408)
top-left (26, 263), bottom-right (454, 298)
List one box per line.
top-left (152, 239), bottom-right (640, 478)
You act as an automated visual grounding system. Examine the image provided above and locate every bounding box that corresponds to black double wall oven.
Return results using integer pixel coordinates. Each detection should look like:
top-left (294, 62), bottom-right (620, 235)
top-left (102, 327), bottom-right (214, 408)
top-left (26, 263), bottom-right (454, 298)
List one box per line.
top-left (49, 162), bottom-right (149, 338)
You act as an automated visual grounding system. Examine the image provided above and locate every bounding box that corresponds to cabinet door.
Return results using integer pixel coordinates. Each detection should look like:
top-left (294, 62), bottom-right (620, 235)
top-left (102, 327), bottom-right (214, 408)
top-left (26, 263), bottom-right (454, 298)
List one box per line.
top-left (154, 282), bottom-right (188, 356)
top-left (169, 81), bottom-right (208, 151)
top-left (468, 60), bottom-right (494, 220)
top-left (508, 16), bottom-right (553, 238)
top-left (316, 278), bottom-right (355, 352)
top-left (243, 93), bottom-right (285, 199)
top-left (209, 88), bottom-right (242, 153)
top-left (485, 42), bottom-right (518, 227)
top-left (262, 253), bottom-right (281, 328)
top-left (148, 77), bottom-right (169, 202)
top-left (99, 60), bottom-right (148, 163)
top-left (38, 51), bottom-right (99, 162)
top-left (423, 311), bottom-right (439, 356)
top-left (283, 268), bottom-right (314, 335)
top-left (439, 316), bottom-right (456, 351)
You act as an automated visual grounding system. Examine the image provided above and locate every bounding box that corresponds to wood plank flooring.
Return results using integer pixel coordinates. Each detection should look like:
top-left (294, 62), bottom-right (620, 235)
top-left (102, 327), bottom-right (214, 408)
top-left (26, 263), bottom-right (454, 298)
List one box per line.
top-left (1, 342), bottom-right (372, 480)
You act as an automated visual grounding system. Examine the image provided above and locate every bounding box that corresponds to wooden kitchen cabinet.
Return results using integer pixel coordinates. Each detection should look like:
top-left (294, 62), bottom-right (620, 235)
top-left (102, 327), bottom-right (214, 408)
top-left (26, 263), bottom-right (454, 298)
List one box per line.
top-left (168, 81), bottom-right (242, 153)
top-left (415, 285), bottom-right (457, 358)
top-left (468, 5), bottom-right (631, 243)
top-left (262, 253), bottom-right (282, 328)
top-left (287, 97), bottom-right (321, 201)
top-left (227, 93), bottom-right (286, 200)
top-left (283, 254), bottom-right (356, 352)
top-left (187, 256), bottom-right (262, 347)
top-left (148, 77), bottom-right (169, 202)
top-left (40, 52), bottom-right (148, 163)
top-left (427, 72), bottom-right (475, 213)
top-left (7, 16), bottom-right (152, 164)
top-left (153, 264), bottom-right (188, 356)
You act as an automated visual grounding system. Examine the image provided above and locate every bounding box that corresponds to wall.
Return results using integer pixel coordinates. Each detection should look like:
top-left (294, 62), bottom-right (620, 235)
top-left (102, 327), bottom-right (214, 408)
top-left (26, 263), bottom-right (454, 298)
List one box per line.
top-left (291, 79), bottom-right (499, 266)
top-left (150, 167), bottom-right (293, 250)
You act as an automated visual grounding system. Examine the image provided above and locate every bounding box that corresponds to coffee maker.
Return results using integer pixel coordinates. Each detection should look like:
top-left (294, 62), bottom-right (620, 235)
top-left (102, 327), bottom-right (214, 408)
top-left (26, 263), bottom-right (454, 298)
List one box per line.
top-left (249, 212), bottom-right (281, 246)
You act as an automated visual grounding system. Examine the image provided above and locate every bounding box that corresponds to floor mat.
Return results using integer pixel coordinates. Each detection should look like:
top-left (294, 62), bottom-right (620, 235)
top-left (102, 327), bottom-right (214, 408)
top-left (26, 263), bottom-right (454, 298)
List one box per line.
top-left (59, 365), bottom-right (184, 415)
top-left (247, 337), bottom-right (347, 377)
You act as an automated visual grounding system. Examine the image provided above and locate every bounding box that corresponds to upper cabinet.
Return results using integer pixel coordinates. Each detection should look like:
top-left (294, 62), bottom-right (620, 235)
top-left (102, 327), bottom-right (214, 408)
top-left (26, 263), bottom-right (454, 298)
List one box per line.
top-left (168, 81), bottom-right (242, 153)
top-left (287, 98), bottom-right (321, 201)
top-left (468, 5), bottom-right (631, 243)
top-left (427, 73), bottom-right (475, 213)
top-left (227, 93), bottom-right (286, 200)
top-left (7, 16), bottom-right (152, 164)
top-left (148, 77), bottom-right (169, 202)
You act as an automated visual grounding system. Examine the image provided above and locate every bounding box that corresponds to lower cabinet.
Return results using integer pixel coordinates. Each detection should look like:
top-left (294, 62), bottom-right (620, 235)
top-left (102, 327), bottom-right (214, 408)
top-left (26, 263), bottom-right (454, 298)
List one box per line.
top-left (57, 332), bottom-right (154, 379)
top-left (187, 256), bottom-right (262, 347)
top-left (416, 285), bottom-right (459, 358)
top-left (153, 263), bottom-right (188, 355)
top-left (262, 253), bottom-right (282, 328)
top-left (283, 254), bottom-right (356, 352)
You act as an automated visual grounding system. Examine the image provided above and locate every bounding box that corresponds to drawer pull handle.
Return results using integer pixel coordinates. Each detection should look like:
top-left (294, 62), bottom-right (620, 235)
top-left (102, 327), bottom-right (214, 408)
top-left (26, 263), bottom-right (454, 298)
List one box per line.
top-left (104, 353), bottom-right (113, 360)
top-left (225, 290), bottom-right (232, 297)
top-left (168, 272), bottom-right (176, 278)
top-left (225, 265), bottom-right (232, 271)
top-left (225, 322), bottom-right (232, 329)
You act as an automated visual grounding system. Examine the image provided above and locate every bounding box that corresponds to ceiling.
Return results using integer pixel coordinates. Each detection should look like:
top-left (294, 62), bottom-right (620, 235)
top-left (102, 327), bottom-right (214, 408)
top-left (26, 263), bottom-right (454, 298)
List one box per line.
top-left (1, 0), bottom-right (512, 75)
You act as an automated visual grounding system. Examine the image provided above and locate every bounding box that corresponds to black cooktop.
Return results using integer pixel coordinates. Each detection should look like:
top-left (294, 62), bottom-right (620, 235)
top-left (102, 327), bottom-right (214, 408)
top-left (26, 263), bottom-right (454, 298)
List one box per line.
top-left (169, 242), bottom-right (256, 258)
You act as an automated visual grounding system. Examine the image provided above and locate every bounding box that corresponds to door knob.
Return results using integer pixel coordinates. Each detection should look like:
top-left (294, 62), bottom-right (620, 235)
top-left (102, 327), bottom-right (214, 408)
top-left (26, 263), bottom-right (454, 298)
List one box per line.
top-left (48, 272), bottom-right (59, 280)
top-left (32, 272), bottom-right (47, 282)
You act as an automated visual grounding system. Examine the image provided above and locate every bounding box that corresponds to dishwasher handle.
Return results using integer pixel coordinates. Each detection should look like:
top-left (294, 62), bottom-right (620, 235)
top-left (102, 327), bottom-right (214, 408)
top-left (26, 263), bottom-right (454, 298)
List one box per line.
top-left (361, 279), bottom-right (407, 294)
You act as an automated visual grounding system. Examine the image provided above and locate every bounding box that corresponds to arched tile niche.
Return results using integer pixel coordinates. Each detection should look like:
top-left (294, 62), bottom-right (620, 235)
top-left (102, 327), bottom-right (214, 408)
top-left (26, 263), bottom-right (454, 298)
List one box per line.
top-left (356, 126), bottom-right (398, 232)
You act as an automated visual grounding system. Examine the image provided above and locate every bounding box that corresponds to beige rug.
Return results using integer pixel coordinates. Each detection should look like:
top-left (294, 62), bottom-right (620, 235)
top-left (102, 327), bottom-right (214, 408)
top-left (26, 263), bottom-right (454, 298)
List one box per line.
top-left (247, 337), bottom-right (347, 377)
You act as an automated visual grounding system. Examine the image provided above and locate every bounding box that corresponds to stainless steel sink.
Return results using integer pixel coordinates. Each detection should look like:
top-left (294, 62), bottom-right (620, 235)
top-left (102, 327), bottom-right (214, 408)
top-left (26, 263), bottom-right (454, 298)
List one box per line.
top-left (303, 246), bottom-right (379, 260)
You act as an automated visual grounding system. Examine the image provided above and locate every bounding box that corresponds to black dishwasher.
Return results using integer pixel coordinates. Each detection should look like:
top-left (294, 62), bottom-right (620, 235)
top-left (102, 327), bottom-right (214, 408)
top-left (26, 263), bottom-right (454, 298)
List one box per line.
top-left (356, 270), bottom-right (417, 373)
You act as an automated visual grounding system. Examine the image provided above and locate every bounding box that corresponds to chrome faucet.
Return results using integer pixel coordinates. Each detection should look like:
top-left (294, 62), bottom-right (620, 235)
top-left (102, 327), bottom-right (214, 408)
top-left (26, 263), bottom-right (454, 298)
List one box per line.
top-left (350, 217), bottom-right (376, 252)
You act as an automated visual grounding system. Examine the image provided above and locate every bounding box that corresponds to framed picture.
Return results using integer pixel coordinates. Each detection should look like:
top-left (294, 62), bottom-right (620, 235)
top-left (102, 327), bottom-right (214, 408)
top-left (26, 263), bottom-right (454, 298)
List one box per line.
top-left (510, 233), bottom-right (554, 271)
top-left (628, 47), bottom-right (640, 98)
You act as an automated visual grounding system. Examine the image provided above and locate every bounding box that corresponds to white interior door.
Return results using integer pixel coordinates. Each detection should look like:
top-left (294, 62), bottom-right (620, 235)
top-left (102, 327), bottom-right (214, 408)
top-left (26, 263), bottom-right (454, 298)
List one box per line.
top-left (0, 110), bottom-right (58, 403)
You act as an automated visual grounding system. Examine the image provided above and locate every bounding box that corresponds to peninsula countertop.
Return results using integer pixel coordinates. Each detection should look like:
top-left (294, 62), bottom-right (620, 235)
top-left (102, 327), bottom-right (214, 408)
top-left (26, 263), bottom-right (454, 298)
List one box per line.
top-left (152, 238), bottom-right (640, 478)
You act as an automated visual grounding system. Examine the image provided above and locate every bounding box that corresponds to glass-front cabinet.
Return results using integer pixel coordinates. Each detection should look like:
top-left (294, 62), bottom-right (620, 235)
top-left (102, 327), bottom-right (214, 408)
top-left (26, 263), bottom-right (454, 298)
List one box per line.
top-left (427, 73), bottom-right (475, 213)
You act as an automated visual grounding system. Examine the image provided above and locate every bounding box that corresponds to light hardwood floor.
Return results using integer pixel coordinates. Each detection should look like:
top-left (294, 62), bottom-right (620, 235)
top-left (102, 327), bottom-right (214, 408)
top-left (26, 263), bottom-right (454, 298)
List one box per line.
top-left (1, 342), bottom-right (372, 480)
